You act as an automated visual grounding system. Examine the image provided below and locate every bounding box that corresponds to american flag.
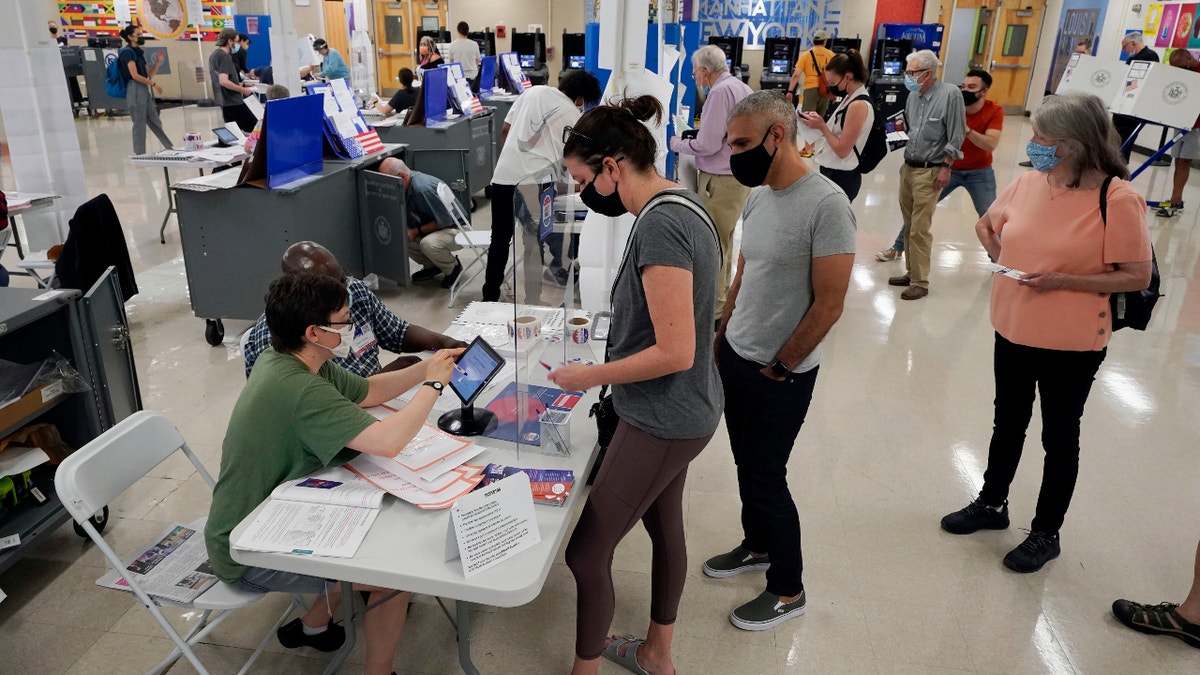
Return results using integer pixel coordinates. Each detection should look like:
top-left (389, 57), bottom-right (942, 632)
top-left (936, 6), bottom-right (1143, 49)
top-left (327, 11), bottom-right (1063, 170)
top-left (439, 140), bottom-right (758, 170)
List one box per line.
top-left (464, 95), bottom-right (484, 115)
top-left (347, 129), bottom-right (385, 158)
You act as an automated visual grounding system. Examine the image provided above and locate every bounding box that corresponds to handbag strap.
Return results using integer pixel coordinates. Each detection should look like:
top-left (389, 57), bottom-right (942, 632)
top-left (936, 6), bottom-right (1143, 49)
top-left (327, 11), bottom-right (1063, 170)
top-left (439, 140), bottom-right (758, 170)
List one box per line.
top-left (609, 191), bottom-right (722, 303)
top-left (833, 90), bottom-right (872, 162)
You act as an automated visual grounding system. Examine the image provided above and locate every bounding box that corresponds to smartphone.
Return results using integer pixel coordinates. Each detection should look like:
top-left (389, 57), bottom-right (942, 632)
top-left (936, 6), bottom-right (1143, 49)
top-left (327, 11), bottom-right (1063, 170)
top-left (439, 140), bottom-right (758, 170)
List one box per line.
top-left (592, 311), bottom-right (612, 340)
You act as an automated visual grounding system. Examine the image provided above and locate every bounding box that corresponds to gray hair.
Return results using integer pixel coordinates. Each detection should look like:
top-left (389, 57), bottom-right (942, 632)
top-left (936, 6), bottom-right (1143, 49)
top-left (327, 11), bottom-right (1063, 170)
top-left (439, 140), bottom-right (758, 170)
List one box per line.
top-left (1031, 91), bottom-right (1129, 186)
top-left (692, 45), bottom-right (729, 75)
top-left (727, 90), bottom-right (797, 143)
top-left (906, 49), bottom-right (939, 72)
top-left (265, 84), bottom-right (290, 100)
top-left (1123, 32), bottom-right (1145, 47)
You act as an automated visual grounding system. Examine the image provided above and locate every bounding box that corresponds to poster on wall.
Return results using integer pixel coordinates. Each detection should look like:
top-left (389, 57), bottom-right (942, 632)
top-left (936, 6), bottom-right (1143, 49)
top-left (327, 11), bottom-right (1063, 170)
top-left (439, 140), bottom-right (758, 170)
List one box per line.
top-left (697, 0), bottom-right (844, 49)
top-left (58, 1), bottom-right (233, 40)
top-left (1147, 4), bottom-right (1165, 38)
top-left (1173, 4), bottom-right (1197, 48)
top-left (1045, 1), bottom-right (1108, 95)
top-left (1156, 4), bottom-right (1179, 47)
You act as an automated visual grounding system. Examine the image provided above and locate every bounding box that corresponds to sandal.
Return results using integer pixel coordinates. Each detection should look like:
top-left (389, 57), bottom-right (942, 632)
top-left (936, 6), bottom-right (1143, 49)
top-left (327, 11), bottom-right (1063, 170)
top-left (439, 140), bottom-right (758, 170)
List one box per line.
top-left (601, 634), bottom-right (652, 675)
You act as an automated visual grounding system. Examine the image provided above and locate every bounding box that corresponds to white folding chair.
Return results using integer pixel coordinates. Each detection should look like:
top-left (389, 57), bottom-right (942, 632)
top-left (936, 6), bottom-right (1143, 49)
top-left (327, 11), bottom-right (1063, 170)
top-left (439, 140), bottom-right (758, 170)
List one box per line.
top-left (15, 250), bottom-right (57, 289)
top-left (55, 411), bottom-right (300, 675)
top-left (434, 181), bottom-right (518, 307)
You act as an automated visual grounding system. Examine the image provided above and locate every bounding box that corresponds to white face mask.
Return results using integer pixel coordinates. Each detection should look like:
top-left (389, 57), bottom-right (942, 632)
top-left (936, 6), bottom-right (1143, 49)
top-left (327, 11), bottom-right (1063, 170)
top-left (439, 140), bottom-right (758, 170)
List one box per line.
top-left (316, 324), bottom-right (354, 359)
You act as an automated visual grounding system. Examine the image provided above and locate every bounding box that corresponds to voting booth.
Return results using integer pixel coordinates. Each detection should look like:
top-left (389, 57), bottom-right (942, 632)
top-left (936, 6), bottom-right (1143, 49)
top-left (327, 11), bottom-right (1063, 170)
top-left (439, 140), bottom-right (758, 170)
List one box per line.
top-left (1110, 60), bottom-right (1200, 130)
top-left (1056, 54), bottom-right (1124, 104)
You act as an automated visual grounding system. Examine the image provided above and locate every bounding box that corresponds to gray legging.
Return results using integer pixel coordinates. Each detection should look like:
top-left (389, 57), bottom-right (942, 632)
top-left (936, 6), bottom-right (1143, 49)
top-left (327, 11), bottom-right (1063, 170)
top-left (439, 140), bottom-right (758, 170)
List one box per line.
top-left (565, 419), bottom-right (713, 659)
top-left (128, 82), bottom-right (173, 155)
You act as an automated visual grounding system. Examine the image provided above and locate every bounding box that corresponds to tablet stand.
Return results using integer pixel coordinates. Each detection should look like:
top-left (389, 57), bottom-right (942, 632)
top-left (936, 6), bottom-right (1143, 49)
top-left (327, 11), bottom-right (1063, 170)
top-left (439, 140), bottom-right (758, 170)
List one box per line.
top-left (438, 404), bottom-right (497, 436)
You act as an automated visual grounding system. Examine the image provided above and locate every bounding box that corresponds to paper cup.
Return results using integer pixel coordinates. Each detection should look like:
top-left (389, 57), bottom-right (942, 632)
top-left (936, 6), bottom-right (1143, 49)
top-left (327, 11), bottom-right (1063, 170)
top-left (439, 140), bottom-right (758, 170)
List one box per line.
top-left (507, 315), bottom-right (541, 344)
top-left (567, 315), bottom-right (591, 345)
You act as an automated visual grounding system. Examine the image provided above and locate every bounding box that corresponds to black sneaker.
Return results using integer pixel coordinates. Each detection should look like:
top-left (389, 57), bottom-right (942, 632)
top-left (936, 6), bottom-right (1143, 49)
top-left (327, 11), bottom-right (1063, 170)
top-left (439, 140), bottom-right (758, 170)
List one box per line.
top-left (1003, 531), bottom-right (1060, 573)
top-left (412, 266), bottom-right (440, 282)
top-left (1112, 599), bottom-right (1200, 649)
top-left (276, 618), bottom-right (346, 652)
top-left (703, 546), bottom-right (770, 578)
top-left (940, 497), bottom-right (1009, 535)
top-left (729, 589), bottom-right (806, 631)
top-left (440, 260), bottom-right (463, 289)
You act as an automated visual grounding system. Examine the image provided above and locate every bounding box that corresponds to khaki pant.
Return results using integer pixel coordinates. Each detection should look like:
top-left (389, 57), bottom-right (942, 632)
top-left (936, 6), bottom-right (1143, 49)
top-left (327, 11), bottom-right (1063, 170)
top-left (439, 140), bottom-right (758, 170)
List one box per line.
top-left (801, 88), bottom-right (830, 118)
top-left (899, 164), bottom-right (941, 288)
top-left (408, 228), bottom-right (462, 274)
top-left (698, 171), bottom-right (751, 316)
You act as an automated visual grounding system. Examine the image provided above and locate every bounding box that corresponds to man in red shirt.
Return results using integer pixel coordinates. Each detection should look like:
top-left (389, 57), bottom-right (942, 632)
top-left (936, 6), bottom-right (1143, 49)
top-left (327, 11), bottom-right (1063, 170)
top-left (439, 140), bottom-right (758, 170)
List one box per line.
top-left (1156, 49), bottom-right (1200, 217)
top-left (877, 70), bottom-right (1004, 261)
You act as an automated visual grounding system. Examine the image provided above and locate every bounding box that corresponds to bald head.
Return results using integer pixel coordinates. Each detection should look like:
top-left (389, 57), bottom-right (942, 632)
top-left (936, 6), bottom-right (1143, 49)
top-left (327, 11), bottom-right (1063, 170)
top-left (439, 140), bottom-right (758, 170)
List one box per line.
top-left (281, 241), bottom-right (345, 281)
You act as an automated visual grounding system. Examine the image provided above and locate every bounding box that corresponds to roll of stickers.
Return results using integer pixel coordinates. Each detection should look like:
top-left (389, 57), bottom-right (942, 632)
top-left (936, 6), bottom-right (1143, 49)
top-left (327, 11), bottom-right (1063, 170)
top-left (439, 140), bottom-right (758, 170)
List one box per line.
top-left (183, 132), bottom-right (202, 151)
top-left (507, 315), bottom-right (541, 343)
top-left (567, 315), bottom-right (591, 345)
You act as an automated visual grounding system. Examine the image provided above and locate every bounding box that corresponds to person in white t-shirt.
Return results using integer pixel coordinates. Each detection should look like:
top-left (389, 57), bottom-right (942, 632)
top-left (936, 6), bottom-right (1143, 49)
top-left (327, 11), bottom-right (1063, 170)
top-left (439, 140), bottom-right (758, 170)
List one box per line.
top-left (481, 70), bottom-right (602, 302)
top-left (445, 21), bottom-right (481, 86)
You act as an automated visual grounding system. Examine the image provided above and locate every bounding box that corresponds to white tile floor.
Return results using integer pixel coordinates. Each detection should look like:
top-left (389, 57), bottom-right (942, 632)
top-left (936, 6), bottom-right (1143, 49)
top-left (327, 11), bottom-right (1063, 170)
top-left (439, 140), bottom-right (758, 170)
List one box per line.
top-left (1, 104), bottom-right (1199, 674)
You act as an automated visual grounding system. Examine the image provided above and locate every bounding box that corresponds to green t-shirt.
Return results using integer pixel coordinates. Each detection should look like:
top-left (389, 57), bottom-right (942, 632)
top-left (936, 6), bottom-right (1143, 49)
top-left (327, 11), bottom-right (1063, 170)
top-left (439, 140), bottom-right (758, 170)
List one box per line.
top-left (205, 349), bottom-right (378, 584)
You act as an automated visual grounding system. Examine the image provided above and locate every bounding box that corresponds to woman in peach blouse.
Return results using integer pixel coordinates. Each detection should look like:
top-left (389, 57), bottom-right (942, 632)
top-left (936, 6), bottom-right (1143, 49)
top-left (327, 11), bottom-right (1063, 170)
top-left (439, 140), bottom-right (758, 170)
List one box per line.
top-left (940, 92), bottom-right (1153, 573)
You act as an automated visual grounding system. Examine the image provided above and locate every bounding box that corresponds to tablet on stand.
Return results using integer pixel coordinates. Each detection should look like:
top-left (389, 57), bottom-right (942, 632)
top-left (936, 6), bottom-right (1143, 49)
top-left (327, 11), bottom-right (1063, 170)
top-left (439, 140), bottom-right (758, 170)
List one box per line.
top-left (438, 336), bottom-right (507, 436)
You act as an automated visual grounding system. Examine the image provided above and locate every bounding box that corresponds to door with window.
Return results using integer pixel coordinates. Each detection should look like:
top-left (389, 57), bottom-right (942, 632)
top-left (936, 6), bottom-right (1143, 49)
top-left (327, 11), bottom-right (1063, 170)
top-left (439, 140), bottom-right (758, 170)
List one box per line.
top-left (987, 0), bottom-right (1047, 113)
top-left (372, 0), bottom-right (447, 95)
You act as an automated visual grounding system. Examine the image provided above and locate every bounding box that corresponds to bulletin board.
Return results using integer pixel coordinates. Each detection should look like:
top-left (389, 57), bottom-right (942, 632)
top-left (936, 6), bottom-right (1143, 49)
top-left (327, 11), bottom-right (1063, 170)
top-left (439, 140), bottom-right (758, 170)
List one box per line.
top-left (57, 1), bottom-right (234, 41)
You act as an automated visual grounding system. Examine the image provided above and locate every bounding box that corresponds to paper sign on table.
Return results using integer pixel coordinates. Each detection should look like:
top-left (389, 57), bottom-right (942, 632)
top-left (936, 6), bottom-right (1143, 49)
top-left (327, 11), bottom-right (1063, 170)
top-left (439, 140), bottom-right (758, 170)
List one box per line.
top-left (444, 472), bottom-right (540, 577)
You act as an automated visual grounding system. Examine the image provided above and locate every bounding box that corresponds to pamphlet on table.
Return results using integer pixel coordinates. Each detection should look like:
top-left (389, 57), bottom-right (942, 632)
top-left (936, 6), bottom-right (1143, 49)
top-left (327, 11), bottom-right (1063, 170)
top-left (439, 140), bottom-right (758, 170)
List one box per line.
top-left (475, 464), bottom-right (574, 506)
top-left (482, 382), bottom-right (582, 446)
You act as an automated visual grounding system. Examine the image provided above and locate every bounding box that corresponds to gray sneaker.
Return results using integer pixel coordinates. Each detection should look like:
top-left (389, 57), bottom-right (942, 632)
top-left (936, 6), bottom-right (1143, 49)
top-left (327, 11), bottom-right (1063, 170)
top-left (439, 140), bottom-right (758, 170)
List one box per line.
top-left (730, 589), bottom-right (807, 631)
top-left (703, 546), bottom-right (770, 578)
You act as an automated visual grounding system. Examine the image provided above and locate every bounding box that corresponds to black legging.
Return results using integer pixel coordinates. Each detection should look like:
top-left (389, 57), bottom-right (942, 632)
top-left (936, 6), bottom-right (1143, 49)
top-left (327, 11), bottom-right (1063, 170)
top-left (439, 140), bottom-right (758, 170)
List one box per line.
top-left (565, 420), bottom-right (712, 659)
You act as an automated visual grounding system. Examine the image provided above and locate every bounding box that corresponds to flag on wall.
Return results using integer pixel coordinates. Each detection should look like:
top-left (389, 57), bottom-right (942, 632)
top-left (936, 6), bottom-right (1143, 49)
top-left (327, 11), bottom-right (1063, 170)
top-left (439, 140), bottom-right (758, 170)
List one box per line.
top-left (58, 1), bottom-right (234, 40)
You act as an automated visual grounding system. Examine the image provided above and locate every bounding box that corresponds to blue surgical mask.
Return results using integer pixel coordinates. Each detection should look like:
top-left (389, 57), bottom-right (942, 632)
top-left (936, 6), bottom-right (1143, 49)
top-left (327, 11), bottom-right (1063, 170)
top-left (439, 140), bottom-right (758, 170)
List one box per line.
top-left (1025, 140), bottom-right (1061, 172)
top-left (701, 85), bottom-right (711, 96)
top-left (232, 44), bottom-right (241, 54)
top-left (903, 74), bottom-right (922, 91)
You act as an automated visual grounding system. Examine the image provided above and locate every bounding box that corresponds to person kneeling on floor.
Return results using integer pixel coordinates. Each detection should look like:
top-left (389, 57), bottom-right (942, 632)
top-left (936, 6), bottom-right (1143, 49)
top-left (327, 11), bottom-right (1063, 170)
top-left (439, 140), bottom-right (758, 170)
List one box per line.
top-left (379, 157), bottom-right (463, 288)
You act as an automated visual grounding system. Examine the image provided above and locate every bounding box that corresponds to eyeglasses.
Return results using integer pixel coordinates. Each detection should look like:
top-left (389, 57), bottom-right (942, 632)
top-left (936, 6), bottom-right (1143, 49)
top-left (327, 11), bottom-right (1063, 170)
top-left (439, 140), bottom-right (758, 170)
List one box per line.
top-left (324, 321), bottom-right (353, 327)
top-left (903, 68), bottom-right (930, 77)
top-left (562, 125), bottom-right (594, 145)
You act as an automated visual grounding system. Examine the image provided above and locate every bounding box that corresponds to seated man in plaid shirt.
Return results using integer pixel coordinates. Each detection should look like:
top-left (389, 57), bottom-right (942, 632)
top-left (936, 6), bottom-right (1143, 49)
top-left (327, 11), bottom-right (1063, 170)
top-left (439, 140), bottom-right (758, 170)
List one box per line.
top-left (243, 241), bottom-right (467, 377)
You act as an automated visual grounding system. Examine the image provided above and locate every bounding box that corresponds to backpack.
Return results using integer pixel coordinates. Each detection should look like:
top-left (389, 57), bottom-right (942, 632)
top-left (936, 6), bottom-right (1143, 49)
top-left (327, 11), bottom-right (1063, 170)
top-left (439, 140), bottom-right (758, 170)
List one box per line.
top-left (1099, 175), bottom-right (1161, 331)
top-left (810, 51), bottom-right (835, 100)
top-left (834, 91), bottom-right (889, 174)
top-left (105, 48), bottom-right (129, 99)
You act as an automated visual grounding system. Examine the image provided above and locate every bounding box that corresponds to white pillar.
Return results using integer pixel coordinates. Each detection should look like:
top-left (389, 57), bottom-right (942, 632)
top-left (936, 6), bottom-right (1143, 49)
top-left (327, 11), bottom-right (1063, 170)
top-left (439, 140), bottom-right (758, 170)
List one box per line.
top-left (267, 0), bottom-right (303, 96)
top-left (0, 0), bottom-right (88, 250)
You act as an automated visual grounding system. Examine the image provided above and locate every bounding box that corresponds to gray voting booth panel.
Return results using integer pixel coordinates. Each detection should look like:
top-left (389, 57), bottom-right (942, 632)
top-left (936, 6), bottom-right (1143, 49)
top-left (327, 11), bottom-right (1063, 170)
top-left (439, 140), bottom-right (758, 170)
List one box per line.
top-left (376, 111), bottom-right (495, 197)
top-left (357, 169), bottom-right (412, 286)
top-left (81, 48), bottom-right (128, 112)
top-left (483, 98), bottom-right (515, 160)
top-left (177, 167), bottom-right (366, 322)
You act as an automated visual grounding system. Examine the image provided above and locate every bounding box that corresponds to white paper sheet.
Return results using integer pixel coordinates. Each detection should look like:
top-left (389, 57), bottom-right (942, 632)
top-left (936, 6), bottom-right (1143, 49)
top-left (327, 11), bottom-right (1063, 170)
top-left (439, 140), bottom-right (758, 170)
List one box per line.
top-left (234, 501), bottom-right (379, 557)
top-left (446, 472), bottom-right (541, 576)
top-left (243, 95), bottom-right (265, 120)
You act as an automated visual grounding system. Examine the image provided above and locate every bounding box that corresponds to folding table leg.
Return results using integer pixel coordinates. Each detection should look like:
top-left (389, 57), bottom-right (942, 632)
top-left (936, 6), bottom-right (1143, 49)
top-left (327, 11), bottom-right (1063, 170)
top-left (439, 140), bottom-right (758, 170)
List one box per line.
top-left (456, 600), bottom-right (481, 675)
top-left (321, 580), bottom-right (357, 675)
top-left (159, 166), bottom-right (175, 244)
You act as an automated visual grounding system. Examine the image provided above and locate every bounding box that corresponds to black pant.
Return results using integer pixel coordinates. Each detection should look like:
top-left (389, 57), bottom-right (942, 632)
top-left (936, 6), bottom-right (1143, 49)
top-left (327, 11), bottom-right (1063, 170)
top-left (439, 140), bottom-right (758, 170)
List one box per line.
top-left (820, 165), bottom-right (862, 202)
top-left (1113, 114), bottom-right (1140, 161)
top-left (980, 333), bottom-right (1106, 534)
top-left (483, 182), bottom-right (552, 301)
top-left (719, 340), bottom-right (818, 597)
top-left (222, 103), bottom-right (258, 134)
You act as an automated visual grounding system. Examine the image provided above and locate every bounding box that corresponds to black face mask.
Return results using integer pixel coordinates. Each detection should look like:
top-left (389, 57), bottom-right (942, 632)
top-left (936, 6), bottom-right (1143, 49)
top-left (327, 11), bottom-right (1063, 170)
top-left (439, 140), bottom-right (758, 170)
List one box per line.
top-left (961, 89), bottom-right (979, 106)
top-left (828, 76), bottom-right (847, 98)
top-left (580, 171), bottom-right (627, 217)
top-left (729, 128), bottom-right (778, 188)
top-left (137, 37), bottom-right (146, 46)
top-left (49, 27), bottom-right (58, 35)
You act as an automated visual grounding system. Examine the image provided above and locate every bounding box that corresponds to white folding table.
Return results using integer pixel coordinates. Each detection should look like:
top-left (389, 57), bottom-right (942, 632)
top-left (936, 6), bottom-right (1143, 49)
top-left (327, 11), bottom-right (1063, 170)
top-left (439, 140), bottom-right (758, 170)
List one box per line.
top-left (129, 148), bottom-right (248, 244)
top-left (231, 331), bottom-right (601, 674)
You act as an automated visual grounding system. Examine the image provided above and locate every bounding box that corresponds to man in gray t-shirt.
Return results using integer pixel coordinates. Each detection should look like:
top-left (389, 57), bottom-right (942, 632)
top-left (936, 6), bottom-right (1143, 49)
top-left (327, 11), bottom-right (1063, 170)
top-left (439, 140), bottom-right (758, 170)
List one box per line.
top-left (703, 92), bottom-right (856, 632)
top-left (209, 27), bottom-right (258, 132)
top-left (446, 21), bottom-right (481, 83)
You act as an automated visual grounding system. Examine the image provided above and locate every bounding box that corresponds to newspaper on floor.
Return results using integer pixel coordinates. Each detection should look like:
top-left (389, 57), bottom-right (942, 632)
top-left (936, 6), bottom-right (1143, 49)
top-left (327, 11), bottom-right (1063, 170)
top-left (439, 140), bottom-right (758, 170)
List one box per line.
top-left (96, 523), bottom-right (218, 604)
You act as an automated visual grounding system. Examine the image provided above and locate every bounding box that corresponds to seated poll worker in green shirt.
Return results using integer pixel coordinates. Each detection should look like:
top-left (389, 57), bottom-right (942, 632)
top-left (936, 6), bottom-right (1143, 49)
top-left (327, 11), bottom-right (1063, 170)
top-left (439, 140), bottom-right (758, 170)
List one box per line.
top-left (204, 272), bottom-right (463, 675)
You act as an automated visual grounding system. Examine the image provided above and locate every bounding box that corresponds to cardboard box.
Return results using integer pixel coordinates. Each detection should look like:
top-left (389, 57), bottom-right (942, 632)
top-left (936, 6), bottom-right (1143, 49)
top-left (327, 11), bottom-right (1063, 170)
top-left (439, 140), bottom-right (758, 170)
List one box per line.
top-left (1110, 60), bottom-right (1200, 129)
top-left (1057, 54), bottom-right (1124, 105)
top-left (0, 380), bottom-right (66, 434)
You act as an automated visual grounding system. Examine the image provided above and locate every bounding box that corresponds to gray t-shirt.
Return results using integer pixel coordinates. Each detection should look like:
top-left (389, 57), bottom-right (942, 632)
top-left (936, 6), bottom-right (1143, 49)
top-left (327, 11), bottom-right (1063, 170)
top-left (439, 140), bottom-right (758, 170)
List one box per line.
top-left (209, 48), bottom-right (241, 108)
top-left (609, 189), bottom-right (723, 440)
top-left (446, 38), bottom-right (481, 80)
top-left (726, 172), bottom-right (857, 373)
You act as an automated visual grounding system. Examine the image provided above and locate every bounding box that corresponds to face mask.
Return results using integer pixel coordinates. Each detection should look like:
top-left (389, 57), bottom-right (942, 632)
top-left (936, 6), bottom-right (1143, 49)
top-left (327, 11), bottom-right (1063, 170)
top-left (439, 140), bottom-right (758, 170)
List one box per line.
top-left (315, 324), bottom-right (354, 359)
top-left (828, 76), bottom-right (847, 98)
top-left (232, 44), bottom-right (241, 53)
top-left (729, 128), bottom-right (778, 188)
top-left (580, 172), bottom-right (628, 217)
top-left (961, 89), bottom-right (979, 106)
top-left (137, 37), bottom-right (146, 46)
top-left (1025, 140), bottom-right (1061, 172)
top-left (904, 74), bottom-right (922, 92)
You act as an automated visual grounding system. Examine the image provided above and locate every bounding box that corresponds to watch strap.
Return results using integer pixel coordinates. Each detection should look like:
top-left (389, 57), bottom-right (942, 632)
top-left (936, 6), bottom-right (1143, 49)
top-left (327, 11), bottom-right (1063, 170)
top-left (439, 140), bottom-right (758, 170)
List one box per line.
top-left (422, 380), bottom-right (444, 395)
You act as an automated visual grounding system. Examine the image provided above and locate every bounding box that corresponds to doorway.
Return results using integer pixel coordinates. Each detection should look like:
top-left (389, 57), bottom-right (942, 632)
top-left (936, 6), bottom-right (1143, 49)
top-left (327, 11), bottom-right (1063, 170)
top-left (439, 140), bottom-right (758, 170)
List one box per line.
top-left (937, 0), bottom-right (1048, 114)
top-left (372, 0), bottom-right (447, 95)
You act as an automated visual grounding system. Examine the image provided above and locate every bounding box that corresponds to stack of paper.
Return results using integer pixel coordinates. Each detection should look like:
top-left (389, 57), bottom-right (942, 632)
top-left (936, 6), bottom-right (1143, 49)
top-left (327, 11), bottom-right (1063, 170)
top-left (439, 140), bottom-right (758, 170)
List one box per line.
top-left (346, 422), bottom-right (488, 509)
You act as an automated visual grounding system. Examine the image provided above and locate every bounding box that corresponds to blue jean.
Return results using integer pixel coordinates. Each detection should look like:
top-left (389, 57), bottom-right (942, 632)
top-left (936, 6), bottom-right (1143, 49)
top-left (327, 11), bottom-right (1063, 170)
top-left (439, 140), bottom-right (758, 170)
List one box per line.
top-left (892, 167), bottom-right (996, 252)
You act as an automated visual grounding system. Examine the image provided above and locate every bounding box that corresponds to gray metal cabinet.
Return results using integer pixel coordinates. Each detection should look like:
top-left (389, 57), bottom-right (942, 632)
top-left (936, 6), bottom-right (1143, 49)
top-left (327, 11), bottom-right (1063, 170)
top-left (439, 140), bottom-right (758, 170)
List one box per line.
top-left (0, 267), bottom-right (141, 575)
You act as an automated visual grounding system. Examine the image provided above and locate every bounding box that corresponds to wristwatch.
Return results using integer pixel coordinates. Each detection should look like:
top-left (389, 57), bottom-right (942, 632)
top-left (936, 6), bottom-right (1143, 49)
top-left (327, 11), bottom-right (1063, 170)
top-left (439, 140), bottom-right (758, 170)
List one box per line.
top-left (422, 381), bottom-right (444, 396)
top-left (768, 359), bottom-right (790, 378)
